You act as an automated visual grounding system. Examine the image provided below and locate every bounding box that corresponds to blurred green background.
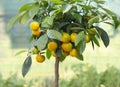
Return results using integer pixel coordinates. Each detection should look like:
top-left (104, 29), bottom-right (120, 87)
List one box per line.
top-left (0, 0), bottom-right (120, 87)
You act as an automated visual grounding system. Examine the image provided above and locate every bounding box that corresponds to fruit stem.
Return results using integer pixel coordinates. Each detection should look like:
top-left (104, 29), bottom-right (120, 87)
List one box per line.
top-left (55, 57), bottom-right (59, 87)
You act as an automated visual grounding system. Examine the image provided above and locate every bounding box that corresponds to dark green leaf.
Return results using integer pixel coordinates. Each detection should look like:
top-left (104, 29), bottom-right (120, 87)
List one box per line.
top-left (90, 35), bottom-right (100, 47)
top-left (46, 49), bottom-right (52, 59)
top-left (112, 15), bottom-right (120, 29)
top-left (19, 3), bottom-right (33, 13)
top-left (15, 50), bottom-right (27, 56)
top-left (75, 31), bottom-right (85, 46)
top-left (70, 27), bottom-right (84, 30)
top-left (47, 30), bottom-right (62, 41)
top-left (88, 16), bottom-right (99, 28)
top-left (72, 13), bottom-right (82, 23)
top-left (104, 22), bottom-right (114, 26)
top-left (59, 50), bottom-right (66, 62)
top-left (36, 34), bottom-right (48, 51)
top-left (76, 53), bottom-right (83, 61)
top-left (91, 41), bottom-right (95, 50)
top-left (22, 56), bottom-right (32, 77)
top-left (95, 26), bottom-right (110, 47)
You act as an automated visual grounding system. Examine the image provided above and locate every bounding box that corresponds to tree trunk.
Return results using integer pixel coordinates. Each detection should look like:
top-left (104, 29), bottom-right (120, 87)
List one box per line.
top-left (55, 57), bottom-right (59, 87)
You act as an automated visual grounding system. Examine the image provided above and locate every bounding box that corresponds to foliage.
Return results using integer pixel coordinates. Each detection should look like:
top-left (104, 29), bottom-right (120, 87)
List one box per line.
top-left (60, 64), bottom-right (120, 87)
top-left (0, 65), bottom-right (120, 87)
top-left (8, 0), bottom-right (120, 77)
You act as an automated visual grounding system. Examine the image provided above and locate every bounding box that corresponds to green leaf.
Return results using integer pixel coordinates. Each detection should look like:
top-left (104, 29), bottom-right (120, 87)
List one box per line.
top-left (19, 3), bottom-right (33, 13)
top-left (62, 4), bottom-right (72, 13)
top-left (88, 16), bottom-right (99, 28)
top-left (46, 49), bottom-right (52, 59)
top-left (7, 12), bottom-right (26, 29)
top-left (112, 15), bottom-right (120, 29)
top-left (100, 7), bottom-right (120, 28)
top-left (36, 34), bottom-right (48, 51)
top-left (90, 35), bottom-right (100, 47)
top-left (29, 3), bottom-right (39, 18)
top-left (41, 16), bottom-right (55, 27)
top-left (19, 11), bottom-right (30, 23)
top-left (95, 26), bottom-right (110, 47)
top-left (71, 13), bottom-right (82, 23)
top-left (47, 30), bottom-right (62, 41)
top-left (22, 56), bottom-right (32, 77)
top-left (15, 50), bottom-right (27, 56)
top-left (75, 31), bottom-right (85, 46)
top-left (76, 53), bottom-right (83, 61)
top-left (77, 39), bottom-right (86, 54)
top-left (29, 35), bottom-right (35, 42)
top-left (49, 0), bottom-right (62, 4)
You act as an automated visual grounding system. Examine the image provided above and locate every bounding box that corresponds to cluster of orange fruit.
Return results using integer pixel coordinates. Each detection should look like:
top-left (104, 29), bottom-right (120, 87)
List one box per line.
top-left (30, 21), bottom-right (45, 63)
top-left (30, 21), bottom-right (41, 36)
top-left (29, 21), bottom-right (96, 63)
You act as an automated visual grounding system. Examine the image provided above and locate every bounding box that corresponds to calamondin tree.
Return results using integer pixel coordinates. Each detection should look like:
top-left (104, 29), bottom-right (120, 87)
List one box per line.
top-left (8, 0), bottom-right (120, 87)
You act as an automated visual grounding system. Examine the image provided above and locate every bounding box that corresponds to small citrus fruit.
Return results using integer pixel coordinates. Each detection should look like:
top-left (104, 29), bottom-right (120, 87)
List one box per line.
top-left (62, 32), bottom-right (71, 43)
top-left (86, 34), bottom-right (91, 43)
top-left (70, 49), bottom-right (78, 57)
top-left (48, 41), bottom-right (58, 51)
top-left (70, 33), bottom-right (77, 42)
top-left (36, 54), bottom-right (45, 63)
top-left (30, 21), bottom-right (40, 31)
top-left (61, 42), bottom-right (72, 52)
top-left (32, 28), bottom-right (41, 36)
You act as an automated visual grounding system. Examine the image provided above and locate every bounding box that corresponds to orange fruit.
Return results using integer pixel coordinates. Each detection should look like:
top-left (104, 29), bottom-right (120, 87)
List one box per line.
top-left (62, 32), bottom-right (71, 43)
top-left (48, 41), bottom-right (58, 51)
top-left (61, 42), bottom-right (72, 52)
top-left (70, 49), bottom-right (78, 57)
top-left (86, 34), bottom-right (91, 43)
top-left (70, 33), bottom-right (77, 42)
top-left (32, 28), bottom-right (41, 36)
top-left (36, 54), bottom-right (45, 63)
top-left (30, 21), bottom-right (40, 31)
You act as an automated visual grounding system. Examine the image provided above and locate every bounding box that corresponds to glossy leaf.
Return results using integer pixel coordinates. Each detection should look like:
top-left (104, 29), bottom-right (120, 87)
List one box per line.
top-left (62, 4), bottom-right (72, 13)
top-left (36, 34), bottom-right (48, 51)
top-left (47, 30), bottom-right (62, 41)
top-left (75, 31), bottom-right (85, 46)
top-left (46, 49), bottom-right (52, 59)
top-left (41, 16), bottom-right (55, 27)
top-left (22, 56), bottom-right (32, 77)
top-left (90, 35), bottom-right (100, 47)
top-left (95, 26), bottom-right (110, 47)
